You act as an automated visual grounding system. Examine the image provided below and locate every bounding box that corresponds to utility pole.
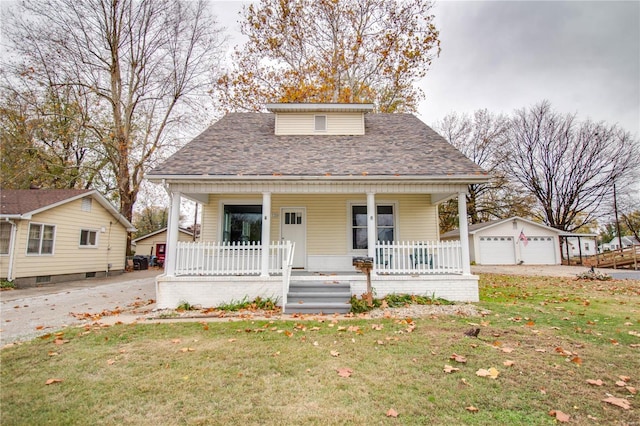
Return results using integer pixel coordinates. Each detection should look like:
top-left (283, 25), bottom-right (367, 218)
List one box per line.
top-left (613, 184), bottom-right (623, 250)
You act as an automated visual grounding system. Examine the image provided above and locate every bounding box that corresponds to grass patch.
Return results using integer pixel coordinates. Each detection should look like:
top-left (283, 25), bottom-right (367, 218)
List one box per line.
top-left (350, 292), bottom-right (452, 313)
top-left (0, 280), bottom-right (15, 289)
top-left (2, 274), bottom-right (639, 425)
top-left (216, 295), bottom-right (279, 311)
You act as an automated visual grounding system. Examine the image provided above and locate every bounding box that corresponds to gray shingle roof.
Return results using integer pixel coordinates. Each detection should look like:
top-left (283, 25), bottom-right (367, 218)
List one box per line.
top-left (149, 113), bottom-right (488, 178)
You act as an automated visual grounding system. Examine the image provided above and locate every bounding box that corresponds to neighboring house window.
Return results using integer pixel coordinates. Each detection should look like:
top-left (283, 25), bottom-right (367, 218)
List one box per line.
top-left (584, 243), bottom-right (590, 251)
top-left (223, 205), bottom-right (262, 243)
top-left (27, 223), bottom-right (55, 255)
top-left (315, 115), bottom-right (327, 132)
top-left (81, 197), bottom-right (92, 212)
top-left (80, 230), bottom-right (98, 247)
top-left (0, 222), bottom-right (11, 255)
top-left (351, 205), bottom-right (395, 250)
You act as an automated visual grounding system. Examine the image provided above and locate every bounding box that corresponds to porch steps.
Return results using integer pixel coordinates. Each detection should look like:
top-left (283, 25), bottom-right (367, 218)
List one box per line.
top-left (285, 282), bottom-right (352, 314)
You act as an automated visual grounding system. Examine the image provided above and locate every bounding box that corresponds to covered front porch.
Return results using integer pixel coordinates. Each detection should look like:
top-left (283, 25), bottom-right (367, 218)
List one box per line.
top-left (155, 181), bottom-right (476, 311)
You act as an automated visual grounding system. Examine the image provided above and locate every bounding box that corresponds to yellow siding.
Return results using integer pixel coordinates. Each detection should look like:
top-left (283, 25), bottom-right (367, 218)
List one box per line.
top-left (275, 112), bottom-right (364, 135)
top-left (134, 230), bottom-right (193, 257)
top-left (199, 194), bottom-right (438, 256)
top-left (9, 198), bottom-right (128, 278)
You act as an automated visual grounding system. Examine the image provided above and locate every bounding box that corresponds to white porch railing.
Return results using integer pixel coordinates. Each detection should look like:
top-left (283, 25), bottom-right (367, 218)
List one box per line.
top-left (174, 241), bottom-right (293, 276)
top-left (375, 240), bottom-right (464, 274)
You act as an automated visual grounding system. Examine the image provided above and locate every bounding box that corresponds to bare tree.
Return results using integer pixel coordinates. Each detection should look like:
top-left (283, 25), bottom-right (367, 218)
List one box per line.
top-left (435, 109), bottom-right (535, 225)
top-left (2, 0), bottom-right (225, 252)
top-left (503, 101), bottom-right (640, 232)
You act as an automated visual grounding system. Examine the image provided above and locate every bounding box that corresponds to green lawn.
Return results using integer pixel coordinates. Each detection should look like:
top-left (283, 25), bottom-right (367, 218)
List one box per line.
top-left (1, 274), bottom-right (638, 425)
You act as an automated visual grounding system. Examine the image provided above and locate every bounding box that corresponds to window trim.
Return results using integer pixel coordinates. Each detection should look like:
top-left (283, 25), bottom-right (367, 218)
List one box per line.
top-left (26, 222), bottom-right (56, 256)
top-left (79, 229), bottom-right (99, 248)
top-left (0, 222), bottom-right (12, 256)
top-left (218, 199), bottom-right (263, 243)
top-left (347, 201), bottom-right (398, 253)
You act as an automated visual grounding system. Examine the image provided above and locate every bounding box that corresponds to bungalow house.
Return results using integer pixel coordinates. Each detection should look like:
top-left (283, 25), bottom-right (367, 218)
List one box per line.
top-left (607, 236), bottom-right (640, 251)
top-left (132, 227), bottom-right (196, 265)
top-left (146, 103), bottom-right (489, 312)
top-left (0, 189), bottom-right (135, 287)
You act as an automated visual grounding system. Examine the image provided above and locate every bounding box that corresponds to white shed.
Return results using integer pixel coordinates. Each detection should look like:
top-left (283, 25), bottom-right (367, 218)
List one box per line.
top-left (442, 217), bottom-right (563, 265)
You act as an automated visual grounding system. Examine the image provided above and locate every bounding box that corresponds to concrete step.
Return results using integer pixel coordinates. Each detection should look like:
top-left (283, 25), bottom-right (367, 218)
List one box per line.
top-left (284, 302), bottom-right (352, 315)
top-left (288, 282), bottom-right (350, 293)
top-left (287, 292), bottom-right (351, 303)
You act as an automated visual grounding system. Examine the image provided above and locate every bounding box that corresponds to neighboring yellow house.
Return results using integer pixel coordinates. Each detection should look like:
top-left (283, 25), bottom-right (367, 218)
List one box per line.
top-left (147, 103), bottom-right (489, 312)
top-left (132, 227), bottom-right (195, 263)
top-left (0, 189), bottom-right (135, 287)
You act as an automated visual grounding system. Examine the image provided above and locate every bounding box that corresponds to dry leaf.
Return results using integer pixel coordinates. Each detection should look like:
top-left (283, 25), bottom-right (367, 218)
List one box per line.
top-left (616, 380), bottom-right (627, 387)
top-left (450, 353), bottom-right (467, 363)
top-left (570, 356), bottom-right (582, 365)
top-left (626, 386), bottom-right (637, 395)
top-left (386, 408), bottom-right (399, 418)
top-left (501, 347), bottom-right (514, 353)
top-left (45, 378), bottom-right (62, 385)
top-left (180, 347), bottom-right (195, 352)
top-left (602, 396), bottom-right (631, 410)
top-left (549, 410), bottom-right (570, 423)
top-left (107, 359), bottom-right (116, 365)
top-left (503, 360), bottom-right (515, 367)
top-left (476, 367), bottom-right (499, 379)
top-left (586, 379), bottom-right (604, 386)
top-left (465, 406), bottom-right (479, 413)
top-left (337, 367), bottom-right (353, 378)
top-left (284, 330), bottom-right (293, 337)
top-left (330, 350), bottom-right (340, 357)
top-left (618, 375), bottom-right (630, 382)
top-left (171, 339), bottom-right (181, 344)
top-left (443, 364), bottom-right (460, 373)
top-left (371, 324), bottom-right (383, 331)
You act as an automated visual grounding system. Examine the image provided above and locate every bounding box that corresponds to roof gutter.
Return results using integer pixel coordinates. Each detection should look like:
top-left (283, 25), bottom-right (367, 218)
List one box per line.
top-left (145, 174), bottom-right (490, 184)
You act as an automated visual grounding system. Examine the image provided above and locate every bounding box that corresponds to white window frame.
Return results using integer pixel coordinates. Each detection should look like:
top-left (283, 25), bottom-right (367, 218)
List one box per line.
top-left (26, 223), bottom-right (56, 256)
top-left (347, 201), bottom-right (398, 253)
top-left (218, 199), bottom-right (263, 243)
top-left (0, 222), bottom-right (11, 256)
top-left (79, 229), bottom-right (99, 248)
top-left (314, 115), bottom-right (327, 132)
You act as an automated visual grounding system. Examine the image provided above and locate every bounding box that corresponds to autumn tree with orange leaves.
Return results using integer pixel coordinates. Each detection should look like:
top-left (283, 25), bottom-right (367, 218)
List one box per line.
top-left (217, 0), bottom-right (440, 113)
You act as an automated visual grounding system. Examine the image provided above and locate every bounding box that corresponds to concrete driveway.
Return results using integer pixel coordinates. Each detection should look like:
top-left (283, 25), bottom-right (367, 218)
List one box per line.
top-left (1, 269), bottom-right (159, 346)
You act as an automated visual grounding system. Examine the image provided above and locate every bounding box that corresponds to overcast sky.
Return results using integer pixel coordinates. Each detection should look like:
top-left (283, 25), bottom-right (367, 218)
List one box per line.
top-left (214, 0), bottom-right (639, 136)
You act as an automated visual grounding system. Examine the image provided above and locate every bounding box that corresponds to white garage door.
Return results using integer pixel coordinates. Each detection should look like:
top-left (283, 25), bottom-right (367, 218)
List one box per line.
top-left (521, 236), bottom-right (556, 265)
top-left (479, 236), bottom-right (516, 265)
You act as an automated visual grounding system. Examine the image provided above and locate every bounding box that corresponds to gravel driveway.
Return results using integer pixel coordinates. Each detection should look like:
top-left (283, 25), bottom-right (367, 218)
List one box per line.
top-left (1, 270), bottom-right (158, 346)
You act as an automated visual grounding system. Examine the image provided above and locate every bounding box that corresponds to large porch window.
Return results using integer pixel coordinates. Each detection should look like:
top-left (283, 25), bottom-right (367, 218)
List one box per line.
top-left (352, 205), bottom-right (395, 250)
top-left (223, 205), bottom-right (262, 243)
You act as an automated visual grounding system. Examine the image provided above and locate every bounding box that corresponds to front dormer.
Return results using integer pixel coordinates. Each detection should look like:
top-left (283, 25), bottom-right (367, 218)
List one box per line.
top-left (266, 103), bottom-right (374, 136)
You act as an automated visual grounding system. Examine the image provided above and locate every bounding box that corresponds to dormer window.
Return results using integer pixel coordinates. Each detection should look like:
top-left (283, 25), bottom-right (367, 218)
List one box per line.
top-left (314, 115), bottom-right (327, 132)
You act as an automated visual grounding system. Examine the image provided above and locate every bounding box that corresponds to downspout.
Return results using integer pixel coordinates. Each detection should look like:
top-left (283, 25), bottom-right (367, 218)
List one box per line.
top-left (5, 219), bottom-right (17, 281)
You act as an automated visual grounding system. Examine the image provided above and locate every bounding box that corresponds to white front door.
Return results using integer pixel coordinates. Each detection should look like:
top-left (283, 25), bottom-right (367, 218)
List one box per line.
top-left (281, 208), bottom-right (306, 268)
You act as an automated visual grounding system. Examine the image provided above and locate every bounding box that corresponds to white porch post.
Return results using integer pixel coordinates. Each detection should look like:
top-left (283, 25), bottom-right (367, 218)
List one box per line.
top-left (261, 192), bottom-right (271, 277)
top-left (458, 192), bottom-right (471, 275)
top-left (165, 191), bottom-right (181, 276)
top-left (367, 192), bottom-right (376, 260)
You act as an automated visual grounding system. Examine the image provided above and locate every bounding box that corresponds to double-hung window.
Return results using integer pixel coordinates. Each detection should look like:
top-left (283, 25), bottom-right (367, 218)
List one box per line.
top-left (0, 222), bottom-right (11, 255)
top-left (80, 230), bottom-right (98, 247)
top-left (27, 223), bottom-right (55, 255)
top-left (351, 205), bottom-right (395, 250)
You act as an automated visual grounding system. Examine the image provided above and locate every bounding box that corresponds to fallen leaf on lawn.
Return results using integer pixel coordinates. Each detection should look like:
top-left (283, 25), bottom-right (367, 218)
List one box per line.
top-left (526, 320), bottom-right (535, 327)
top-left (540, 388), bottom-right (547, 395)
top-left (45, 378), bottom-right (62, 385)
top-left (107, 359), bottom-right (116, 365)
top-left (48, 351), bottom-right (59, 357)
top-left (228, 338), bottom-right (236, 343)
top-left (460, 378), bottom-right (471, 387)
top-left (180, 347), bottom-right (195, 352)
top-left (171, 339), bottom-right (181, 344)
top-left (330, 350), bottom-right (340, 357)
top-left (618, 375), bottom-right (630, 382)
top-left (371, 324), bottom-right (383, 331)
top-left (450, 353), bottom-right (467, 363)
top-left (602, 396), bottom-right (631, 410)
top-left (628, 331), bottom-right (640, 337)
top-left (616, 380), bottom-right (627, 387)
top-left (549, 410), bottom-right (570, 423)
top-left (535, 348), bottom-right (546, 353)
top-left (337, 367), bottom-right (353, 378)
top-left (626, 386), bottom-right (637, 395)
top-left (587, 379), bottom-right (604, 386)
top-left (284, 330), bottom-right (293, 337)
top-left (465, 406), bottom-right (479, 413)
top-left (386, 408), bottom-right (399, 418)
top-left (501, 347), bottom-right (514, 353)
top-left (570, 356), bottom-right (582, 365)
top-left (443, 364), bottom-right (460, 373)
top-left (476, 367), bottom-right (499, 379)
top-left (555, 347), bottom-right (572, 356)
top-left (503, 360), bottom-right (515, 367)
top-left (35, 325), bottom-right (44, 330)
top-left (53, 339), bottom-right (67, 345)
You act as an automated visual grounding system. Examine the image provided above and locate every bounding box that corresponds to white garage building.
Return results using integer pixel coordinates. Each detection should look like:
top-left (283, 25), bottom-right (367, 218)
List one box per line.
top-left (442, 217), bottom-right (563, 265)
